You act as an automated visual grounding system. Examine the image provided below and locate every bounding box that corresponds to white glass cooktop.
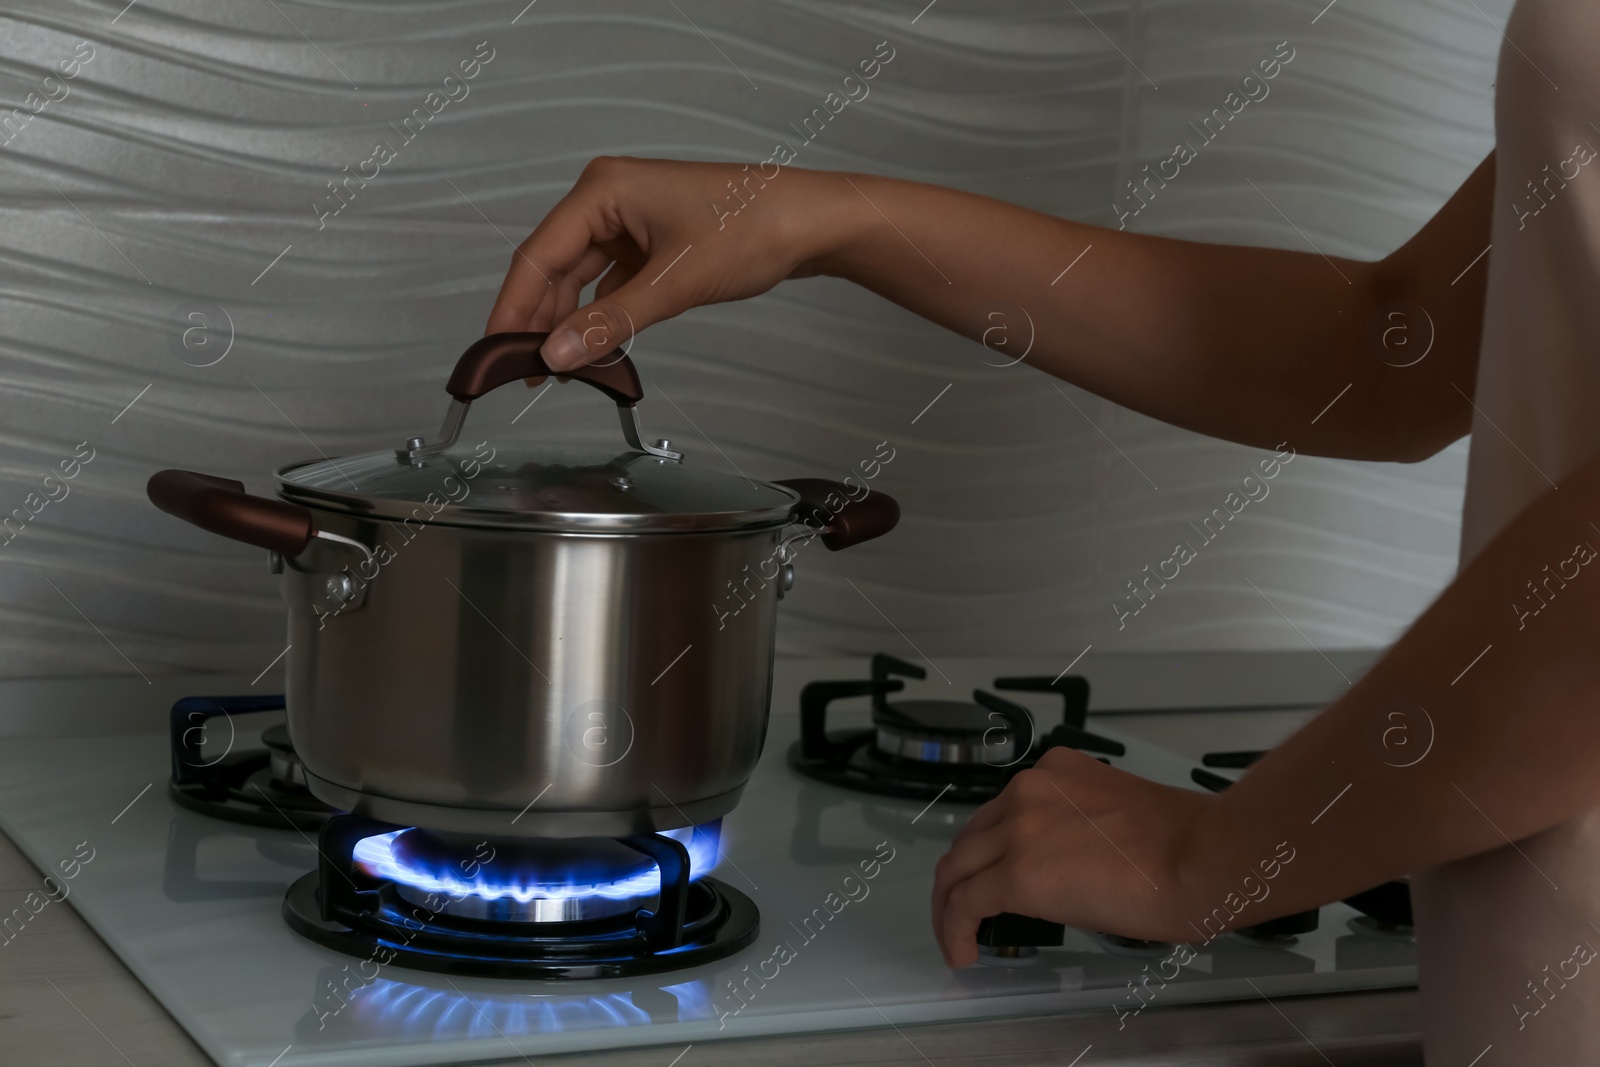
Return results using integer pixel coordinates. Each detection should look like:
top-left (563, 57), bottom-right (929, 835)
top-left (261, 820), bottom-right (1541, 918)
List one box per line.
top-left (0, 663), bottom-right (1414, 1067)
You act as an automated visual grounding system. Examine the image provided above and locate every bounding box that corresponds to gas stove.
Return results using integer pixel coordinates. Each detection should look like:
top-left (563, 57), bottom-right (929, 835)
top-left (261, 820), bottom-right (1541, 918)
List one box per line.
top-left (0, 656), bottom-right (1417, 1067)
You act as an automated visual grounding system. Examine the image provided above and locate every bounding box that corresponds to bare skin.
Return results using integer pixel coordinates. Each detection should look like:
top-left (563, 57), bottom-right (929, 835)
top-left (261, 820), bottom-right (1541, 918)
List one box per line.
top-left (486, 154), bottom-right (1600, 968)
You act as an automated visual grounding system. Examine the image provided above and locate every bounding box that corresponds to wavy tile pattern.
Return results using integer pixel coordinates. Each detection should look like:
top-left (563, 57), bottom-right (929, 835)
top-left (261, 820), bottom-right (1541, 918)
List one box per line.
top-left (0, 0), bottom-right (1505, 677)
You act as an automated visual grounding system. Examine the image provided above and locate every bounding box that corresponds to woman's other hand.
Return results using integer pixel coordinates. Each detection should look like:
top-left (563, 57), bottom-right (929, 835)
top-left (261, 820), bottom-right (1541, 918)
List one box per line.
top-left (930, 746), bottom-right (1213, 968)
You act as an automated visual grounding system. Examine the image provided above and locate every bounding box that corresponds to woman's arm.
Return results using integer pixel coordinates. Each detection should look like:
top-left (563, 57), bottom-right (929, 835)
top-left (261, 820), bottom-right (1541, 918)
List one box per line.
top-left (930, 452), bottom-right (1600, 964)
top-left (489, 154), bottom-right (1495, 461)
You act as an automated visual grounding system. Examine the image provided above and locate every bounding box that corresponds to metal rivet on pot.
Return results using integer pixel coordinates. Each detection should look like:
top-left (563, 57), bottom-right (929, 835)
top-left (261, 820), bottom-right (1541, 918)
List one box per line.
top-left (655, 439), bottom-right (672, 451)
top-left (405, 436), bottom-right (426, 451)
top-left (267, 551), bottom-right (283, 575)
top-left (325, 574), bottom-right (356, 603)
top-left (777, 562), bottom-right (795, 599)
top-left (610, 476), bottom-right (633, 491)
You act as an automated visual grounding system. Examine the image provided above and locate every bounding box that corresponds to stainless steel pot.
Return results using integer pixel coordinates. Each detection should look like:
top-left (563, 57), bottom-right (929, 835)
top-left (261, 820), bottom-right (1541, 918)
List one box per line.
top-left (148, 334), bottom-right (898, 837)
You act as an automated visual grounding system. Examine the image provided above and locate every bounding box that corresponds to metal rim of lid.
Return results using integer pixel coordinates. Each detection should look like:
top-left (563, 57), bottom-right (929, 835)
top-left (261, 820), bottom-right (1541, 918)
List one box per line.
top-left (273, 454), bottom-right (803, 534)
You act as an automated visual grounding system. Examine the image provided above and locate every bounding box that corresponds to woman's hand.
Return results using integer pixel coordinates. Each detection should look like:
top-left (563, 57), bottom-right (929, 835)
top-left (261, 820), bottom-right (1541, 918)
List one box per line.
top-left (930, 746), bottom-right (1214, 968)
top-left (486, 156), bottom-right (861, 371)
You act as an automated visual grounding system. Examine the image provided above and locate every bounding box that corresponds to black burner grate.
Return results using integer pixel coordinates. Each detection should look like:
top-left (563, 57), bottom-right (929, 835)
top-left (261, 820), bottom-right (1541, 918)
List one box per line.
top-left (168, 695), bottom-right (336, 830)
top-left (283, 815), bottom-right (759, 980)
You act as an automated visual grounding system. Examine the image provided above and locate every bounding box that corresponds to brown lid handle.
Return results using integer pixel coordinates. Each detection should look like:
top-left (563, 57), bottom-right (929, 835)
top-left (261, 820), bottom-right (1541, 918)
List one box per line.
top-left (422, 332), bottom-right (679, 462)
top-left (446, 333), bottom-right (643, 405)
top-left (147, 469), bottom-right (315, 555)
top-left (775, 478), bottom-right (900, 551)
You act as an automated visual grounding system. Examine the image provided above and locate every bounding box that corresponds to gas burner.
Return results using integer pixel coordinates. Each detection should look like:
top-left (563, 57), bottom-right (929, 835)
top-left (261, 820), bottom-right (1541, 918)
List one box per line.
top-left (787, 653), bottom-right (1123, 802)
top-left (875, 697), bottom-right (1024, 764)
top-left (168, 695), bottom-right (337, 830)
top-left (354, 826), bottom-right (721, 924)
top-left (284, 815), bottom-right (759, 980)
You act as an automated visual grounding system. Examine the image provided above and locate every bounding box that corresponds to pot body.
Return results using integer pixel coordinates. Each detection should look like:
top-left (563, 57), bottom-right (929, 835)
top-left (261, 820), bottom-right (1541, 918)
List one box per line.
top-left (281, 505), bottom-right (784, 838)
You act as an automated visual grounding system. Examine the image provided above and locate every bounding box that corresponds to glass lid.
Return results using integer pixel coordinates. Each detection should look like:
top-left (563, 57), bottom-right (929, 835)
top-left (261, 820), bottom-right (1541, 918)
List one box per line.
top-left (274, 336), bottom-right (807, 532)
top-left (276, 443), bottom-right (798, 533)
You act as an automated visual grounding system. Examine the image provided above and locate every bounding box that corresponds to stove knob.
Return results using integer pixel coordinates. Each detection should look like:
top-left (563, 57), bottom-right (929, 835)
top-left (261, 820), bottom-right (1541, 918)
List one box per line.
top-left (975, 911), bottom-right (1065, 965)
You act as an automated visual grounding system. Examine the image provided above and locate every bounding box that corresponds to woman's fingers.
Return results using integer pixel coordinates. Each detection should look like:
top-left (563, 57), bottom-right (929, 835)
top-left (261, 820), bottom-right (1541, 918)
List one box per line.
top-left (594, 258), bottom-right (639, 300)
top-left (931, 825), bottom-right (1008, 963)
top-left (485, 234), bottom-right (569, 336)
top-left (485, 163), bottom-right (625, 334)
top-left (540, 265), bottom-right (685, 371)
top-left (940, 864), bottom-right (1022, 969)
top-left (514, 247), bottom-right (619, 386)
top-left (949, 791), bottom-right (1009, 847)
top-left (527, 246), bottom-right (615, 332)
top-left (486, 251), bottom-right (554, 336)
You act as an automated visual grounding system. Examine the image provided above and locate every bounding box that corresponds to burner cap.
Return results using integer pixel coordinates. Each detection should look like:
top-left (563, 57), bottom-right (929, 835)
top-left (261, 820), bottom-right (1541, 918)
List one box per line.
top-left (874, 699), bottom-right (1023, 765)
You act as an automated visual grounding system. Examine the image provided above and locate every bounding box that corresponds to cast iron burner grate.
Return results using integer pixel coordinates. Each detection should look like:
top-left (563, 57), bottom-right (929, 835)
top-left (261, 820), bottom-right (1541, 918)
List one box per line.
top-left (283, 815), bottom-right (759, 980)
top-left (787, 653), bottom-right (1123, 803)
top-left (168, 695), bottom-right (337, 831)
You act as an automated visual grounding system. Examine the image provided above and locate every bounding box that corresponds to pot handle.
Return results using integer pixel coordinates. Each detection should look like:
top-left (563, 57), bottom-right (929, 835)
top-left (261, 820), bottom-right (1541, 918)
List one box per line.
top-left (148, 470), bottom-right (377, 570)
top-left (401, 332), bottom-right (681, 463)
top-left (775, 478), bottom-right (900, 551)
top-left (148, 469), bottom-right (315, 555)
top-left (446, 332), bottom-right (643, 405)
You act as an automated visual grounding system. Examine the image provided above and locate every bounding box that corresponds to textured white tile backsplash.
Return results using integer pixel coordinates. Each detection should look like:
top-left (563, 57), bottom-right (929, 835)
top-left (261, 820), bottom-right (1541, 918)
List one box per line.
top-left (0, 0), bottom-right (1506, 677)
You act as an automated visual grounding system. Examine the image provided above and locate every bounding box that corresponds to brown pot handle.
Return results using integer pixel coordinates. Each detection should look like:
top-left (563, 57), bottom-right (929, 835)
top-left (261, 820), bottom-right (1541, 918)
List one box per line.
top-left (775, 478), bottom-right (900, 551)
top-left (147, 469), bottom-right (316, 555)
top-left (407, 333), bottom-right (679, 462)
top-left (446, 332), bottom-right (643, 405)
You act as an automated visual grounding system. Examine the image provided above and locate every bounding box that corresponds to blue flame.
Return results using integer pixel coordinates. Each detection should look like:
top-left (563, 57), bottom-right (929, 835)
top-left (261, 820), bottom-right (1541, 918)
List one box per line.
top-left (352, 824), bottom-right (721, 903)
top-left (340, 976), bottom-right (715, 1039)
